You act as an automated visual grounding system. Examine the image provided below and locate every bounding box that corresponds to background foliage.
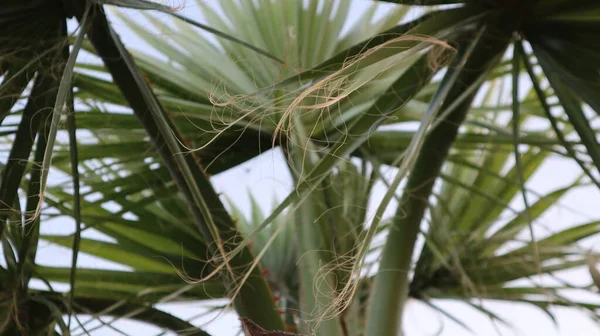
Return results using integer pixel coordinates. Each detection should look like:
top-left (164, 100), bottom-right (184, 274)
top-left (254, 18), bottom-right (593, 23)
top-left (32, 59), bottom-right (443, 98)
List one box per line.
top-left (2, 0), bottom-right (600, 335)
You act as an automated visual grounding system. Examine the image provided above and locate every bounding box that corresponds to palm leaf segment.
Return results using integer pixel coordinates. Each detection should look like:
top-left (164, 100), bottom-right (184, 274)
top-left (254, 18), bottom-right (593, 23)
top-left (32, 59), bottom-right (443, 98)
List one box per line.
top-left (1, 0), bottom-right (600, 335)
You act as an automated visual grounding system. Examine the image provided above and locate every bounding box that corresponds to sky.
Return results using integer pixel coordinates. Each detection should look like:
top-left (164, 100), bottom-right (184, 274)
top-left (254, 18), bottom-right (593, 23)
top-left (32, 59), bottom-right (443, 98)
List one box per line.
top-left (9, 0), bottom-right (600, 335)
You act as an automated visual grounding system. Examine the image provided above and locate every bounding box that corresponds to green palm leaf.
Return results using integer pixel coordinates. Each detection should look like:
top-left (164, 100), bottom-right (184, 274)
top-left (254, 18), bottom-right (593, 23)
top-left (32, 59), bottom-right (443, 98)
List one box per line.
top-left (3, 0), bottom-right (600, 335)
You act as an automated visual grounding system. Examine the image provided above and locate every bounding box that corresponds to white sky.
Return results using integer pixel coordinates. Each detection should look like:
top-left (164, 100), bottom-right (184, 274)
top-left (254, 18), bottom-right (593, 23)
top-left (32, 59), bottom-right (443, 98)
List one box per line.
top-left (14, 1), bottom-right (600, 335)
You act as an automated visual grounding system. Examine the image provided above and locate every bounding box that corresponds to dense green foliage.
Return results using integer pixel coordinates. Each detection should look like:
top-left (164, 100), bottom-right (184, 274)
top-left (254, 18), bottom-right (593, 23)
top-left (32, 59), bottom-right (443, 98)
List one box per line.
top-left (2, 0), bottom-right (600, 335)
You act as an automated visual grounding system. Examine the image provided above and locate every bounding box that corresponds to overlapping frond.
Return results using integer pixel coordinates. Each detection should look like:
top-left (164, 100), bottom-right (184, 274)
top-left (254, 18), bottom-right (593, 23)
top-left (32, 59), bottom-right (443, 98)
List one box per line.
top-left (2, 0), bottom-right (600, 335)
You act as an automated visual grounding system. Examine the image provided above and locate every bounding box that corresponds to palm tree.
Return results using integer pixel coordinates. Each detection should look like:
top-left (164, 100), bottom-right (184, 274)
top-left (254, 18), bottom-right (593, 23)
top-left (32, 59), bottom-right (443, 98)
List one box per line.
top-left (2, 0), bottom-right (600, 335)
